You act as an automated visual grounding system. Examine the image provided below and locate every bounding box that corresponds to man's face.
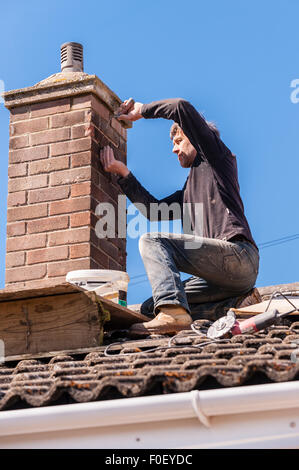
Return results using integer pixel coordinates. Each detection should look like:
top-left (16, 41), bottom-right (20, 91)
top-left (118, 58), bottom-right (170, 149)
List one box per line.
top-left (172, 129), bottom-right (197, 168)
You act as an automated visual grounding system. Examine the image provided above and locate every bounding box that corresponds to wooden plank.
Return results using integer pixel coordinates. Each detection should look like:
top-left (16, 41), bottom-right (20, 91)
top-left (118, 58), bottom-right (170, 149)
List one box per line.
top-left (232, 297), bottom-right (299, 318)
top-left (0, 282), bottom-right (81, 302)
top-left (0, 282), bottom-right (149, 326)
top-left (3, 337), bottom-right (168, 363)
top-left (257, 282), bottom-right (299, 299)
top-left (0, 291), bottom-right (104, 356)
top-left (0, 282), bottom-right (150, 357)
top-left (92, 293), bottom-right (150, 329)
top-left (3, 345), bottom-right (106, 363)
top-left (0, 283), bottom-right (149, 325)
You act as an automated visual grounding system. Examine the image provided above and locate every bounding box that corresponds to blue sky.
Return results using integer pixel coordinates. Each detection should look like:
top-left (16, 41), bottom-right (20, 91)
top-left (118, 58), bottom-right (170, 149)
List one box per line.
top-left (0, 0), bottom-right (298, 305)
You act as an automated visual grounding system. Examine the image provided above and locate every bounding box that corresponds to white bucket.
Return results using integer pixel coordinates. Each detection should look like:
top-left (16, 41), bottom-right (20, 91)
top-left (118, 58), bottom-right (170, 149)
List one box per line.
top-left (66, 270), bottom-right (130, 307)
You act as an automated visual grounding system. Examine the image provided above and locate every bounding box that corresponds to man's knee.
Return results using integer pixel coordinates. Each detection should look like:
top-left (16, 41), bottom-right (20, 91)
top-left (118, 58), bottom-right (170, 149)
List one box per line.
top-left (139, 232), bottom-right (161, 256)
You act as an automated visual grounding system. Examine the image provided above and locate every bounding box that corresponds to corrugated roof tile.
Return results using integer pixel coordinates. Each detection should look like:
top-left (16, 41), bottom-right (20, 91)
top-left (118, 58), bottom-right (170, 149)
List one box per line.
top-left (1, 316), bottom-right (299, 410)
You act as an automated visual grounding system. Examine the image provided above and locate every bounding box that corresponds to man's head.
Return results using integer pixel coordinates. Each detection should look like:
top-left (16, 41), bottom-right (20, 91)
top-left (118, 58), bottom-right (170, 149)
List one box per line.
top-left (170, 124), bottom-right (197, 168)
top-left (170, 120), bottom-right (220, 168)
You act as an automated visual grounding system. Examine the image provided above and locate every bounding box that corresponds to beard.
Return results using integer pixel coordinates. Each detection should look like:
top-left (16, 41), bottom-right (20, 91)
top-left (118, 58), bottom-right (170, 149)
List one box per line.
top-left (178, 154), bottom-right (193, 168)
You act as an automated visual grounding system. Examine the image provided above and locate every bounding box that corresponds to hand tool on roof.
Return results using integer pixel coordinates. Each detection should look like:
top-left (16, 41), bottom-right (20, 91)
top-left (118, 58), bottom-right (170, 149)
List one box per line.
top-left (207, 291), bottom-right (299, 340)
top-left (114, 98), bottom-right (135, 118)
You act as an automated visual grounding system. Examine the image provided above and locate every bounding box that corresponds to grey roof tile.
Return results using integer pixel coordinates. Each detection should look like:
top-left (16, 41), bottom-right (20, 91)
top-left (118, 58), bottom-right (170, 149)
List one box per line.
top-left (1, 316), bottom-right (299, 410)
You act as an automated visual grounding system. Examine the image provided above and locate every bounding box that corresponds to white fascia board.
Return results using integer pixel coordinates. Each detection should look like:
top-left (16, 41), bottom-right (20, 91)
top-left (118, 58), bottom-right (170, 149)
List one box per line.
top-left (0, 382), bottom-right (299, 448)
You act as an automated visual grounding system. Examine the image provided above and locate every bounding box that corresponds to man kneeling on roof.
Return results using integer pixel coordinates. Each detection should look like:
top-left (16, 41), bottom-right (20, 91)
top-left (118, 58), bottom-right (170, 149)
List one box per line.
top-left (100, 98), bottom-right (261, 336)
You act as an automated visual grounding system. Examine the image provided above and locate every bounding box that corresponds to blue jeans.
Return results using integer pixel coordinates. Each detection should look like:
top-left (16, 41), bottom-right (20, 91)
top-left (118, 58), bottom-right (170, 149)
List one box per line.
top-left (139, 232), bottom-right (259, 319)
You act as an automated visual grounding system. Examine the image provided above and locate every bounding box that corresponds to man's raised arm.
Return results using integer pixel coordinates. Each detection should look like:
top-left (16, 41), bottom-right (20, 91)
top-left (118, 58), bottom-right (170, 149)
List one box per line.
top-left (116, 98), bottom-right (230, 165)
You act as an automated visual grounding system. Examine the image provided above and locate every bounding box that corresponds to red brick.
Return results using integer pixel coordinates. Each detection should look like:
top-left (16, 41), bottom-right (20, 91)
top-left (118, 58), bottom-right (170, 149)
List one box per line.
top-left (72, 95), bottom-right (92, 110)
top-left (6, 264), bottom-right (47, 283)
top-left (71, 182), bottom-right (91, 197)
top-left (111, 118), bottom-right (123, 137)
top-left (90, 167), bottom-right (99, 186)
top-left (6, 221), bottom-right (26, 237)
top-left (91, 183), bottom-right (115, 205)
top-left (50, 137), bottom-right (91, 157)
top-left (90, 260), bottom-right (106, 269)
top-left (113, 235), bottom-right (126, 250)
top-left (8, 163), bottom-right (28, 178)
top-left (48, 227), bottom-right (90, 246)
top-left (70, 243), bottom-right (90, 259)
top-left (49, 196), bottom-right (90, 216)
top-left (28, 185), bottom-right (70, 204)
top-left (9, 145), bottom-right (49, 164)
top-left (72, 95), bottom-right (110, 120)
top-left (27, 215), bottom-right (69, 234)
top-left (6, 233), bottom-right (46, 252)
top-left (108, 258), bottom-right (122, 271)
top-left (47, 258), bottom-right (90, 277)
top-left (100, 238), bottom-right (119, 261)
top-left (70, 211), bottom-right (91, 227)
top-left (108, 258), bottom-right (123, 270)
top-left (31, 98), bottom-right (71, 118)
top-left (9, 135), bottom-right (29, 150)
top-left (7, 191), bottom-right (26, 207)
top-left (30, 127), bottom-right (70, 146)
top-left (17, 276), bottom-right (67, 290)
top-left (91, 230), bottom-right (119, 261)
top-left (50, 167), bottom-right (91, 186)
top-left (71, 151), bottom-right (92, 167)
top-left (98, 174), bottom-right (120, 201)
top-left (6, 252), bottom-right (26, 268)
top-left (90, 244), bottom-right (109, 267)
top-left (91, 212), bottom-right (100, 228)
top-left (27, 246), bottom-right (69, 264)
top-left (121, 127), bottom-right (127, 141)
top-left (92, 120), bottom-right (119, 148)
top-left (10, 106), bottom-right (30, 122)
top-left (50, 110), bottom-right (86, 128)
top-left (7, 203), bottom-right (48, 222)
top-left (10, 117), bottom-right (48, 136)
top-left (29, 156), bottom-right (69, 175)
top-left (91, 96), bottom-right (110, 121)
top-left (71, 124), bottom-right (91, 139)
top-left (8, 174), bottom-right (48, 192)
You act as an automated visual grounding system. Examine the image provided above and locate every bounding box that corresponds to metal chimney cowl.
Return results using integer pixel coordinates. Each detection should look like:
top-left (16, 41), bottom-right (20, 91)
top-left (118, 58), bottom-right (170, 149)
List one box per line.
top-left (60, 42), bottom-right (84, 73)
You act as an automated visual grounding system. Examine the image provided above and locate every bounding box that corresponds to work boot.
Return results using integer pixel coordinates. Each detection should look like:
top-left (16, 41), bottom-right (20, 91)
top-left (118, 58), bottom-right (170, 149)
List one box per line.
top-left (235, 287), bottom-right (262, 309)
top-left (129, 305), bottom-right (192, 337)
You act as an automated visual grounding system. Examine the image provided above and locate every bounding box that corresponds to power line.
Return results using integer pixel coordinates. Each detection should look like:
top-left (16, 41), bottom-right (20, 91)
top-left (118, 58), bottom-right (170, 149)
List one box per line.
top-left (130, 273), bottom-right (149, 280)
top-left (129, 279), bottom-right (150, 287)
top-left (259, 234), bottom-right (299, 249)
top-left (259, 233), bottom-right (299, 246)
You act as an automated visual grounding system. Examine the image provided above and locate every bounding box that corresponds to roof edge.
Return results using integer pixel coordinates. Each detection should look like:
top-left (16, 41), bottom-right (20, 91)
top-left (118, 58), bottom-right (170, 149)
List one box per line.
top-left (1, 382), bottom-right (299, 437)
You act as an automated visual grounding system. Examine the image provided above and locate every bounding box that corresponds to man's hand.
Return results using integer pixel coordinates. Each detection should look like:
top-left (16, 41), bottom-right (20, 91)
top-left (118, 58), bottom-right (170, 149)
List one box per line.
top-left (115, 98), bottom-right (143, 122)
top-left (99, 145), bottom-right (130, 178)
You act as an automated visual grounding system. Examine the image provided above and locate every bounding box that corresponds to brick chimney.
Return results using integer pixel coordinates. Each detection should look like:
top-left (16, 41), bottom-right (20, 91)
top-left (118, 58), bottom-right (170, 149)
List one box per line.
top-left (4, 43), bottom-right (129, 290)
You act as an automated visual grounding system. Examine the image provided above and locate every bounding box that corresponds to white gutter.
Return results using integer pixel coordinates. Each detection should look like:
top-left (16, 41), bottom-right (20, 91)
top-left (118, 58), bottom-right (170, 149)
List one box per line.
top-left (0, 381), bottom-right (299, 437)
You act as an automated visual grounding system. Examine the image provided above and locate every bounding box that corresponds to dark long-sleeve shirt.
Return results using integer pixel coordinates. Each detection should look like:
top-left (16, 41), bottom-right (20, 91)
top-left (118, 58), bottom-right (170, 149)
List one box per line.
top-left (117, 98), bottom-right (257, 248)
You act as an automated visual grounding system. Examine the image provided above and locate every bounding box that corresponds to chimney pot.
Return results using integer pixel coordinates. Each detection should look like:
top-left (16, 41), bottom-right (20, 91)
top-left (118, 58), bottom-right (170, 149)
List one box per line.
top-left (60, 42), bottom-right (84, 73)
